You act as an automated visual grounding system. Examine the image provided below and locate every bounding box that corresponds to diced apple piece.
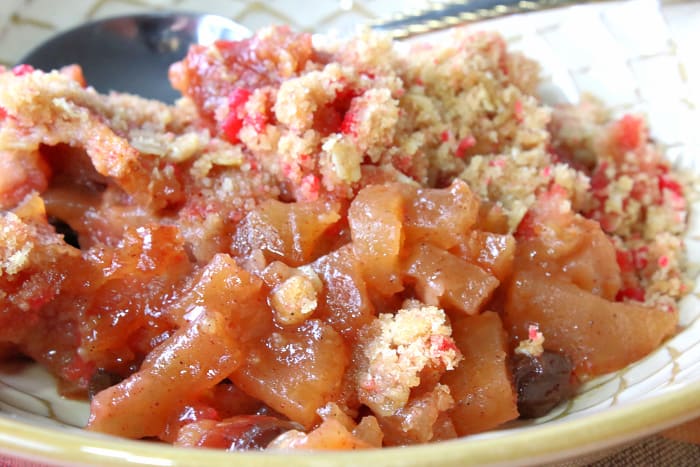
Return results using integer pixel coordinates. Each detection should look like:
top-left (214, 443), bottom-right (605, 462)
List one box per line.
top-left (504, 270), bottom-right (678, 376)
top-left (311, 245), bottom-right (375, 341)
top-left (404, 179), bottom-right (479, 250)
top-left (377, 383), bottom-right (455, 445)
top-left (231, 198), bottom-right (341, 266)
top-left (403, 243), bottom-right (499, 315)
top-left (87, 308), bottom-right (241, 439)
top-left (515, 185), bottom-right (621, 299)
top-left (442, 311), bottom-right (518, 435)
top-left (348, 184), bottom-right (404, 295)
top-left (231, 319), bottom-right (349, 429)
top-left (165, 253), bottom-right (268, 333)
top-left (351, 416), bottom-right (383, 448)
top-left (477, 201), bottom-right (510, 234)
top-left (267, 418), bottom-right (374, 450)
top-left (79, 225), bottom-right (191, 360)
top-left (452, 231), bottom-right (515, 282)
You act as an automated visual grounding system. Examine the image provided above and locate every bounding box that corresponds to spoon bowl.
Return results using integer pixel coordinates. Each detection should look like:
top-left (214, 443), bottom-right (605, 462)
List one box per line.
top-left (19, 13), bottom-right (251, 102)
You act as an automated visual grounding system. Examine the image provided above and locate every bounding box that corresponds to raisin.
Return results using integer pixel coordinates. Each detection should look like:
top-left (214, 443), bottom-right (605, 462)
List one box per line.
top-left (200, 415), bottom-right (301, 450)
top-left (88, 369), bottom-right (123, 400)
top-left (512, 350), bottom-right (577, 419)
top-left (48, 216), bottom-right (80, 249)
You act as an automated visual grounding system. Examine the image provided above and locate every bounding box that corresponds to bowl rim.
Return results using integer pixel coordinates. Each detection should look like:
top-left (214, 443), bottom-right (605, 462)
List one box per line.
top-left (0, 379), bottom-right (699, 466)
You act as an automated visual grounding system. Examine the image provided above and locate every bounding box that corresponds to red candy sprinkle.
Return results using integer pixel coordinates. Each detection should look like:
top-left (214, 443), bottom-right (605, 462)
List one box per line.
top-left (300, 174), bottom-right (320, 201)
top-left (616, 287), bottom-right (645, 302)
top-left (527, 324), bottom-right (540, 341)
top-left (228, 87), bottom-right (252, 110)
top-left (221, 88), bottom-right (252, 143)
top-left (455, 136), bottom-right (476, 159)
top-left (12, 64), bottom-right (34, 76)
top-left (658, 174), bottom-right (683, 198)
top-left (514, 100), bottom-right (523, 122)
top-left (632, 246), bottom-right (649, 270)
top-left (221, 112), bottom-right (244, 144)
top-left (430, 335), bottom-right (458, 354)
top-left (489, 158), bottom-right (506, 168)
top-left (615, 249), bottom-right (634, 274)
top-left (244, 112), bottom-right (268, 134)
top-left (340, 109), bottom-right (358, 136)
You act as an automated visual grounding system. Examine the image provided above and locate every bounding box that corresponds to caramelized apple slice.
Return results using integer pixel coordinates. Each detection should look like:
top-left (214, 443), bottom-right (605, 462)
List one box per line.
top-left (504, 269), bottom-right (678, 376)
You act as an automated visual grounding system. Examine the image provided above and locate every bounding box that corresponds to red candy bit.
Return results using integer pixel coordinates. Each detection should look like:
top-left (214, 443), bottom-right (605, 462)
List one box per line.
top-left (440, 130), bottom-right (451, 142)
top-left (514, 100), bottom-right (524, 122)
top-left (221, 112), bottom-right (244, 144)
top-left (221, 88), bottom-right (252, 144)
top-left (299, 173), bottom-right (320, 201)
top-left (228, 88), bottom-right (251, 112)
top-left (12, 64), bottom-right (34, 76)
top-left (340, 108), bottom-right (358, 136)
top-left (632, 246), bottom-right (649, 270)
top-left (395, 154), bottom-right (413, 172)
top-left (541, 166), bottom-right (552, 178)
top-left (658, 255), bottom-right (669, 268)
top-left (455, 136), bottom-right (476, 159)
top-left (590, 162), bottom-right (610, 191)
top-left (337, 86), bottom-right (363, 137)
top-left (0, 106), bottom-right (7, 120)
top-left (299, 153), bottom-right (312, 164)
top-left (658, 174), bottom-right (684, 198)
top-left (430, 335), bottom-right (459, 356)
top-left (615, 249), bottom-right (634, 274)
top-left (614, 114), bottom-right (644, 151)
top-left (244, 112), bottom-right (268, 134)
top-left (616, 286), bottom-right (645, 302)
top-left (527, 324), bottom-right (541, 341)
top-left (488, 158), bottom-right (506, 168)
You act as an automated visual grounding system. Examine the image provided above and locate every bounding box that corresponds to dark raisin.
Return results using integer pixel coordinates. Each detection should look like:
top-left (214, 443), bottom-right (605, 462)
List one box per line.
top-left (196, 415), bottom-right (301, 450)
top-left (48, 216), bottom-right (80, 249)
top-left (512, 350), bottom-right (578, 419)
top-left (88, 369), bottom-right (123, 400)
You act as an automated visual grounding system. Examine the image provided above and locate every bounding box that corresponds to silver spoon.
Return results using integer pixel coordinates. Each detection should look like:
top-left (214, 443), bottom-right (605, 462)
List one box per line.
top-left (19, 13), bottom-right (251, 103)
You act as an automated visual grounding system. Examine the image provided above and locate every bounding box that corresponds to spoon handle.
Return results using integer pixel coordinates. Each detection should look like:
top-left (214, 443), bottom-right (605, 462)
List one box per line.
top-left (369, 0), bottom-right (601, 38)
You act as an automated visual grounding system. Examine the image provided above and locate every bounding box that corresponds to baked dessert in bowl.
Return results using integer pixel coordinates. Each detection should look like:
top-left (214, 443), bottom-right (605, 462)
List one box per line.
top-left (0, 1), bottom-right (698, 465)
